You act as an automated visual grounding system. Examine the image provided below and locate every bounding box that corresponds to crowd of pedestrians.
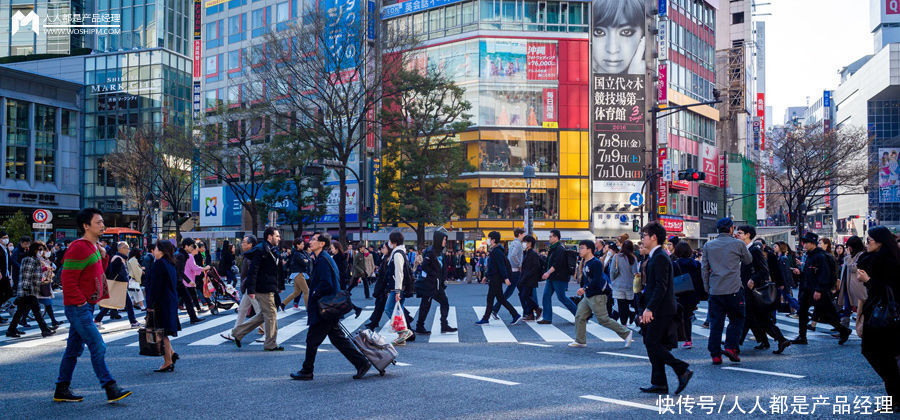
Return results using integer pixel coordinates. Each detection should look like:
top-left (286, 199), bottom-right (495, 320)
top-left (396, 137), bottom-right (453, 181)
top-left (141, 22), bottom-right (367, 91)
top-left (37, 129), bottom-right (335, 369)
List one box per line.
top-left (2, 206), bottom-right (898, 407)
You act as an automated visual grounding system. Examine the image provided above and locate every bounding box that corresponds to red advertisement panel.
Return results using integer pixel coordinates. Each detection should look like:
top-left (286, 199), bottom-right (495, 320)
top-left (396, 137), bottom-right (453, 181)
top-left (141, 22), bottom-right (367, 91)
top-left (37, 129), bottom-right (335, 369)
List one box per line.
top-left (658, 63), bottom-right (668, 104)
top-left (542, 88), bottom-right (558, 123)
top-left (701, 143), bottom-right (719, 187)
top-left (193, 39), bottom-right (202, 78)
top-left (757, 93), bottom-right (765, 151)
top-left (660, 216), bottom-right (684, 232)
top-left (889, 0), bottom-right (900, 14)
top-left (526, 42), bottom-right (558, 80)
top-left (658, 147), bottom-right (668, 214)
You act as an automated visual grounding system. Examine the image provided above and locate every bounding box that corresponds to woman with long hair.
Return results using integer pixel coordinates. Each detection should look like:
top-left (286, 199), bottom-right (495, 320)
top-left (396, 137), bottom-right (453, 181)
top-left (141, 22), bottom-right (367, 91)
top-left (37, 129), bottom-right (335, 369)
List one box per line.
top-left (855, 226), bottom-right (900, 408)
top-left (219, 240), bottom-right (237, 287)
top-left (331, 241), bottom-right (350, 290)
top-left (610, 240), bottom-right (639, 326)
top-left (837, 236), bottom-right (867, 327)
top-left (775, 241), bottom-right (800, 317)
top-left (592, 0), bottom-right (645, 74)
top-left (673, 242), bottom-right (701, 349)
top-left (146, 240), bottom-right (181, 372)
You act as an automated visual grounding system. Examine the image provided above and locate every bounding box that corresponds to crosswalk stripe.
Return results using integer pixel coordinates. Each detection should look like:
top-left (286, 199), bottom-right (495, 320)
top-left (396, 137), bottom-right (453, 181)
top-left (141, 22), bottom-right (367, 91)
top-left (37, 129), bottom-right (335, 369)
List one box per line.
top-left (553, 307), bottom-right (624, 342)
top-left (104, 314), bottom-right (193, 343)
top-left (6, 318), bottom-right (136, 348)
top-left (323, 310), bottom-right (372, 344)
top-left (429, 306), bottom-right (459, 343)
top-left (128, 313), bottom-right (239, 346)
top-left (522, 317), bottom-right (572, 342)
top-left (472, 307), bottom-right (516, 343)
top-left (693, 307), bottom-right (837, 339)
top-left (379, 306), bottom-right (418, 342)
top-left (237, 309), bottom-right (302, 346)
top-left (256, 316), bottom-right (309, 346)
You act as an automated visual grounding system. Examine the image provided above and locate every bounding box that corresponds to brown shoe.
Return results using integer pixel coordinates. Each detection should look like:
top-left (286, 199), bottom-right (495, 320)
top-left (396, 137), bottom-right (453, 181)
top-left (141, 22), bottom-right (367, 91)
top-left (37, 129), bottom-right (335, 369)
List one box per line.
top-left (521, 315), bottom-right (535, 321)
top-left (537, 320), bottom-right (552, 325)
top-left (535, 308), bottom-right (543, 319)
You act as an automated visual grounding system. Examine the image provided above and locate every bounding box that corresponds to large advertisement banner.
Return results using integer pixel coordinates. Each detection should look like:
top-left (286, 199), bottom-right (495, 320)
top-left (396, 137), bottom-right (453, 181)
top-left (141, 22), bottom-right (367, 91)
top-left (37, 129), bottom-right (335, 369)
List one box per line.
top-left (480, 40), bottom-right (527, 81)
top-left (526, 42), bottom-right (558, 80)
top-left (878, 148), bottom-right (900, 203)
top-left (591, 0), bottom-right (647, 192)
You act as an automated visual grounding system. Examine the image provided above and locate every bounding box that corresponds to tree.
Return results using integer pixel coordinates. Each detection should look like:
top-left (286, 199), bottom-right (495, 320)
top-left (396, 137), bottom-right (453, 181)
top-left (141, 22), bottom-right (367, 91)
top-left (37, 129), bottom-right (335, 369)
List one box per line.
top-left (105, 127), bottom-right (159, 236)
top-left (763, 123), bottom-right (873, 236)
top-left (154, 125), bottom-right (194, 241)
top-left (194, 104), bottom-right (270, 237)
top-left (260, 131), bottom-right (332, 238)
top-left (378, 68), bottom-right (473, 248)
top-left (2, 211), bottom-right (33, 244)
top-left (246, 8), bottom-right (418, 244)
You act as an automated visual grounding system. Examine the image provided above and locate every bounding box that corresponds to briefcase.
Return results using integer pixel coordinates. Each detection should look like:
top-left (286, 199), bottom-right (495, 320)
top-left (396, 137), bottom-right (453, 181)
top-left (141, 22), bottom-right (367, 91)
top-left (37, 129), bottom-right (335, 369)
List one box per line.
top-left (138, 310), bottom-right (166, 357)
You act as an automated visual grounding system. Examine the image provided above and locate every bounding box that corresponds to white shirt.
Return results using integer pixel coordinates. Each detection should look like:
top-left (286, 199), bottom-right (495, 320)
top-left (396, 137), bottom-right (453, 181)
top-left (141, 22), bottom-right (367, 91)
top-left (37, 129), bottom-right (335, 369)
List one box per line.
top-left (390, 245), bottom-right (407, 290)
top-left (649, 245), bottom-right (662, 259)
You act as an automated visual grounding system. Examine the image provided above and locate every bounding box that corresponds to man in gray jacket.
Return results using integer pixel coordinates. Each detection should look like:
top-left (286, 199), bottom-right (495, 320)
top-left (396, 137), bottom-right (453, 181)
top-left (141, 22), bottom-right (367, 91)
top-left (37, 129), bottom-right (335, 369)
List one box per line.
top-left (491, 228), bottom-right (525, 319)
top-left (701, 218), bottom-right (752, 365)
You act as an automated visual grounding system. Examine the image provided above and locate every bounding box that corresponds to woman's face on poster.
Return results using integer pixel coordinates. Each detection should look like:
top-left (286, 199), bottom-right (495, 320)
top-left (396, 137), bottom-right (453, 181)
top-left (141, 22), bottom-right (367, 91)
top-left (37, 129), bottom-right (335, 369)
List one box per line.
top-left (593, 23), bottom-right (643, 74)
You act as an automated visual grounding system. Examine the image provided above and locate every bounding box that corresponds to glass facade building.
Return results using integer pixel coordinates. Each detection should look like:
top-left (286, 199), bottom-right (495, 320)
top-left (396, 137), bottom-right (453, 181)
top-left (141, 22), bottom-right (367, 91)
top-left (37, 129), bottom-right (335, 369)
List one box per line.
top-left (0, 0), bottom-right (92, 58)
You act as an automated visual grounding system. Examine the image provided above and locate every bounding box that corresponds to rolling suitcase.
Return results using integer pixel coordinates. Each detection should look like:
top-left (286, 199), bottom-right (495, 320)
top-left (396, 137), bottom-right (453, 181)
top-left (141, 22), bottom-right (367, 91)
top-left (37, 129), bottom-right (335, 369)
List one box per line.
top-left (340, 323), bottom-right (398, 376)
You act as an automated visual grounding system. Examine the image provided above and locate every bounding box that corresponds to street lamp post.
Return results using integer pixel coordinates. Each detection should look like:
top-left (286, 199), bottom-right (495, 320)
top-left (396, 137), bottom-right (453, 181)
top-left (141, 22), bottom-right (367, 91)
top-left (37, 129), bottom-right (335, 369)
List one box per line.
top-left (323, 159), bottom-right (366, 243)
top-left (523, 165), bottom-right (535, 236)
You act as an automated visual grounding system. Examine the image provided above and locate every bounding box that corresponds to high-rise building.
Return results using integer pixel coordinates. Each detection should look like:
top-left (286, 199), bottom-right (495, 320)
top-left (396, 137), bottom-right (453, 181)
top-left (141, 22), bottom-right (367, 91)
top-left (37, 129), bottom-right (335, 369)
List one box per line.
top-left (4, 0), bottom-right (193, 232)
top-left (382, 0), bottom-right (593, 242)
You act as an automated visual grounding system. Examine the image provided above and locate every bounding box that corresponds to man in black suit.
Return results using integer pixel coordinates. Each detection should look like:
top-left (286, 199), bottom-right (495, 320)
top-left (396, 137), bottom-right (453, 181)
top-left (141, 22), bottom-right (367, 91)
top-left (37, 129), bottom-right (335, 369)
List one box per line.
top-left (0, 231), bottom-right (11, 325)
top-left (638, 222), bottom-right (692, 395)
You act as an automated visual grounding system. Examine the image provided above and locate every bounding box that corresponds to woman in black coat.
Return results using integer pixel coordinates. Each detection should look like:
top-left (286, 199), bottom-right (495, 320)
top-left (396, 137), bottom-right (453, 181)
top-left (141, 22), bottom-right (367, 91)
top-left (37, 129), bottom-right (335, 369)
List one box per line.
top-left (146, 240), bottom-right (181, 373)
top-left (855, 226), bottom-right (900, 408)
top-left (332, 241), bottom-right (350, 290)
top-left (672, 242), bottom-right (701, 349)
top-left (219, 241), bottom-right (236, 286)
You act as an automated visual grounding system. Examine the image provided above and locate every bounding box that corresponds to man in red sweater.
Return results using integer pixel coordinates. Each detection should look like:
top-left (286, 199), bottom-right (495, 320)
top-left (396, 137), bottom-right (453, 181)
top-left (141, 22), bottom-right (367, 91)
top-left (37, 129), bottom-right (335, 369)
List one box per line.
top-left (53, 208), bottom-right (131, 404)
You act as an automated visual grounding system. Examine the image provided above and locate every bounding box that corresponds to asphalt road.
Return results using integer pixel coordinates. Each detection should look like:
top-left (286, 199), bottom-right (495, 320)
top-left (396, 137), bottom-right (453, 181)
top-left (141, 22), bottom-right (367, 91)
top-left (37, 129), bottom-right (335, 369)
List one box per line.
top-left (0, 282), bottom-right (895, 419)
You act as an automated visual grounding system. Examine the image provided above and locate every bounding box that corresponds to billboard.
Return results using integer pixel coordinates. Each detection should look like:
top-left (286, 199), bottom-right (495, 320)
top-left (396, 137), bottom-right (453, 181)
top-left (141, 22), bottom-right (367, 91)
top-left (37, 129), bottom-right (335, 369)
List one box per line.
top-left (591, 0), bottom-right (647, 193)
top-left (878, 148), bottom-right (900, 203)
top-left (480, 40), bottom-right (527, 81)
top-left (199, 186), bottom-right (243, 227)
top-left (323, 0), bottom-right (362, 73)
top-left (526, 42), bottom-right (558, 80)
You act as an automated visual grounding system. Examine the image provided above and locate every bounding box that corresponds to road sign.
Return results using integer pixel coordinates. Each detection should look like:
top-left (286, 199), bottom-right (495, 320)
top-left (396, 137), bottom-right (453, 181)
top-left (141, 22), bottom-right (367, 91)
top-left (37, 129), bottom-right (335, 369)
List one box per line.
top-left (629, 193), bottom-right (644, 207)
top-left (32, 223), bottom-right (52, 229)
top-left (662, 160), bottom-right (672, 182)
top-left (619, 215), bottom-right (629, 224)
top-left (32, 209), bottom-right (52, 224)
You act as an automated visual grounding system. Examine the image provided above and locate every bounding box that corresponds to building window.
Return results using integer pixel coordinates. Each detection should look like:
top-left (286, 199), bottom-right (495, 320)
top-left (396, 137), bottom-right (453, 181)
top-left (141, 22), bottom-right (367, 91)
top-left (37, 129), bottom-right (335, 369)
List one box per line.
top-left (34, 105), bottom-right (57, 182)
top-left (477, 140), bottom-right (558, 173)
top-left (228, 13), bottom-right (246, 43)
top-left (276, 1), bottom-right (290, 22)
top-left (732, 12), bottom-right (743, 24)
top-left (61, 109), bottom-right (76, 137)
top-left (252, 6), bottom-right (270, 38)
top-left (476, 188), bottom-right (558, 220)
top-left (5, 100), bottom-right (29, 181)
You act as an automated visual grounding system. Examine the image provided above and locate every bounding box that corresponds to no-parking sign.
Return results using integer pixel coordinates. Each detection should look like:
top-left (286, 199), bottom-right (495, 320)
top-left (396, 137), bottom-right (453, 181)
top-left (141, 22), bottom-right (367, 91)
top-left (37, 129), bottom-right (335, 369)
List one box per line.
top-left (32, 209), bottom-right (53, 224)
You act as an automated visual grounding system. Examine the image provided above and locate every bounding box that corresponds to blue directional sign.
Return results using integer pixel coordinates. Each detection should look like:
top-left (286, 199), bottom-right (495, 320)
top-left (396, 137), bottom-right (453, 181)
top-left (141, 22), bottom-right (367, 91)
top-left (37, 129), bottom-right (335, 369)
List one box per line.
top-left (619, 215), bottom-right (630, 224)
top-left (629, 193), bottom-right (644, 207)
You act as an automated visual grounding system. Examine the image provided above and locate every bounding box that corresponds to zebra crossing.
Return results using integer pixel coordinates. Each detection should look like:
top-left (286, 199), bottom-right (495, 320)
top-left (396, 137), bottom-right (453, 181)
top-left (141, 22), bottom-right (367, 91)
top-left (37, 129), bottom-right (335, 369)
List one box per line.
top-left (0, 302), bottom-right (858, 349)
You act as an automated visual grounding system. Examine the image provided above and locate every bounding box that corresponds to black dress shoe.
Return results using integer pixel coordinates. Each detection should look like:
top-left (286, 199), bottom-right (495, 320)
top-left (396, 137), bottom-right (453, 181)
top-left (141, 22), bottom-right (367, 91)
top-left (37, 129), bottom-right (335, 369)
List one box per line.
top-left (806, 324), bottom-right (816, 332)
top-left (153, 364), bottom-right (175, 373)
top-left (290, 371), bottom-right (313, 380)
top-left (363, 322), bottom-right (377, 331)
top-left (406, 332), bottom-right (416, 342)
top-left (640, 385), bottom-right (669, 394)
top-left (172, 353), bottom-right (180, 364)
top-left (838, 327), bottom-right (851, 345)
top-left (441, 326), bottom-right (458, 333)
top-left (675, 369), bottom-right (693, 395)
top-left (353, 362), bottom-right (371, 379)
top-left (5, 331), bottom-right (21, 338)
top-left (42, 330), bottom-right (56, 337)
top-left (773, 340), bottom-right (791, 355)
top-left (413, 328), bottom-right (431, 335)
top-left (754, 342), bottom-right (770, 350)
top-left (265, 346), bottom-right (285, 351)
top-left (790, 337), bottom-right (808, 345)
top-left (190, 317), bottom-right (205, 324)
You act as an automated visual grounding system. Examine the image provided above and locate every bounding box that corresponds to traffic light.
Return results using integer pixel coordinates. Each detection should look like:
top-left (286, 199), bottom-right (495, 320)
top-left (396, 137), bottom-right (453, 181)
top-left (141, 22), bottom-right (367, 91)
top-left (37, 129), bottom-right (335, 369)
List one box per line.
top-left (677, 169), bottom-right (706, 182)
top-left (632, 216), bottom-right (641, 233)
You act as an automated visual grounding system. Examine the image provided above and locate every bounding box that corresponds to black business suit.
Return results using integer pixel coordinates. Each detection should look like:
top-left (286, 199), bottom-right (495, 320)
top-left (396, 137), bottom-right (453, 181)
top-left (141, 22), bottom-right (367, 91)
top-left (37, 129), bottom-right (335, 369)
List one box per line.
top-left (642, 247), bottom-right (689, 389)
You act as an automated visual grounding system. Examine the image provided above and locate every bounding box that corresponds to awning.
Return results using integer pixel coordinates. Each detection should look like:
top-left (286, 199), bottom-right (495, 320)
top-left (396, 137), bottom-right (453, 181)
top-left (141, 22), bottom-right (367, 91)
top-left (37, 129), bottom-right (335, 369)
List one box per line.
top-left (532, 230), bottom-right (595, 241)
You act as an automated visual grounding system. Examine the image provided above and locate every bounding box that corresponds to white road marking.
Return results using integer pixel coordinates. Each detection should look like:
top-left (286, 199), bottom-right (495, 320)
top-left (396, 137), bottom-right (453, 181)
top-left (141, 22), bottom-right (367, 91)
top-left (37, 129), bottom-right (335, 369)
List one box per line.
top-left (128, 313), bottom-right (240, 346)
top-left (252, 316), bottom-right (310, 346)
top-left (324, 310), bottom-right (372, 344)
top-left (597, 351), bottom-right (649, 360)
top-left (453, 373), bottom-right (519, 386)
top-left (429, 306), bottom-right (459, 343)
top-left (395, 362), bottom-right (411, 366)
top-left (378, 306), bottom-right (419, 341)
top-left (290, 344), bottom-right (328, 352)
top-left (553, 307), bottom-right (624, 342)
top-left (519, 342), bottom-right (552, 348)
top-left (722, 366), bottom-right (805, 378)
top-left (580, 395), bottom-right (659, 411)
top-left (523, 316), bottom-right (572, 342)
top-left (472, 307), bottom-right (516, 343)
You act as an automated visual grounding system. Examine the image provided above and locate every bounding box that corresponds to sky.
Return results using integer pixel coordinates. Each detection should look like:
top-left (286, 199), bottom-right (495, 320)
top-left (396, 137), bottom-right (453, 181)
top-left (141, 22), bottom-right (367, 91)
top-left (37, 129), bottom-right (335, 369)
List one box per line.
top-left (762, 0), bottom-right (872, 124)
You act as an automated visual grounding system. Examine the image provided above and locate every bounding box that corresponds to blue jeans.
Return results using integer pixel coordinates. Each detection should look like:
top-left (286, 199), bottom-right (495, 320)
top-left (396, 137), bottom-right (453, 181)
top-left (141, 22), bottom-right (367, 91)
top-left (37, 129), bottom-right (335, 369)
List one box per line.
top-left (57, 304), bottom-right (114, 386)
top-left (491, 271), bottom-right (521, 313)
top-left (384, 291), bottom-right (413, 327)
top-left (541, 280), bottom-right (577, 321)
top-left (781, 288), bottom-right (800, 311)
top-left (707, 292), bottom-right (746, 357)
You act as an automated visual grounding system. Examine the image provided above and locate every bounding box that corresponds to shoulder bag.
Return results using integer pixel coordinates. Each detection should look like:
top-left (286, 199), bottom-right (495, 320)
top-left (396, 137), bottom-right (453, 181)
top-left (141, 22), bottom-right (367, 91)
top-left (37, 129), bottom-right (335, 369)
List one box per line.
top-left (866, 286), bottom-right (900, 332)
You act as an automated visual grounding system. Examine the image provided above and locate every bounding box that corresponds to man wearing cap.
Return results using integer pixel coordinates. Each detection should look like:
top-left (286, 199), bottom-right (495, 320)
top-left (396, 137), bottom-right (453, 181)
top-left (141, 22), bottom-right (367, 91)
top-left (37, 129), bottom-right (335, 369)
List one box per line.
top-left (701, 218), bottom-right (752, 365)
top-left (789, 232), bottom-right (853, 345)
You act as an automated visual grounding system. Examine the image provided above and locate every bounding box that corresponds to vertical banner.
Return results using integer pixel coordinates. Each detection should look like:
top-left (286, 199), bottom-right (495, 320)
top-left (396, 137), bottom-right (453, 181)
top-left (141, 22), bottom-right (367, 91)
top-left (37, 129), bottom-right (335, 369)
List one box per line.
top-left (194, 0), bottom-right (202, 38)
top-left (542, 88), bottom-right (558, 125)
top-left (757, 171), bottom-right (766, 222)
top-left (658, 147), bottom-right (668, 214)
top-left (591, 0), bottom-right (648, 193)
top-left (193, 40), bottom-right (202, 78)
top-left (658, 63), bottom-right (668, 105)
top-left (756, 93), bottom-right (765, 151)
top-left (193, 81), bottom-right (202, 120)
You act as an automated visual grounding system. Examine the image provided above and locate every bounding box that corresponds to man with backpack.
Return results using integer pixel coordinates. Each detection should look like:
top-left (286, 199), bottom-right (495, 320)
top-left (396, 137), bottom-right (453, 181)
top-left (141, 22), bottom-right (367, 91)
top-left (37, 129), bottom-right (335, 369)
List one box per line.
top-left (385, 232), bottom-right (416, 345)
top-left (569, 240), bottom-right (633, 348)
top-left (476, 232), bottom-right (522, 325)
top-left (538, 230), bottom-right (578, 324)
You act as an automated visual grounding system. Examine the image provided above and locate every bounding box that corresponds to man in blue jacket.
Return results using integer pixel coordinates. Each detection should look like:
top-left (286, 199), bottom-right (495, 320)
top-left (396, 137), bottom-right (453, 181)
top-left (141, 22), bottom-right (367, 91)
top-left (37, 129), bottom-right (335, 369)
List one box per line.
top-left (569, 240), bottom-right (633, 348)
top-left (291, 232), bottom-right (370, 381)
top-left (476, 231), bottom-right (521, 325)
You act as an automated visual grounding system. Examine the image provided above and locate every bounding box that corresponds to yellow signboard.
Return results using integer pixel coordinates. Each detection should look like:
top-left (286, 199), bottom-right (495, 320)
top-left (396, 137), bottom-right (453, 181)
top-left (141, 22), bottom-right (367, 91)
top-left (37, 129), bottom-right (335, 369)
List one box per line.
top-left (658, 206), bottom-right (667, 215)
top-left (542, 121), bottom-right (558, 128)
top-left (205, 0), bottom-right (227, 8)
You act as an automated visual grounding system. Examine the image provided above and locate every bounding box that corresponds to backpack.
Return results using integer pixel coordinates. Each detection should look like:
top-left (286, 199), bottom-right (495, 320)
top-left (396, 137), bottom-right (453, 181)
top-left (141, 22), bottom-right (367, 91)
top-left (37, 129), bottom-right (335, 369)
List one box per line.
top-left (564, 248), bottom-right (578, 276)
top-left (390, 249), bottom-right (416, 298)
top-left (825, 253), bottom-right (839, 288)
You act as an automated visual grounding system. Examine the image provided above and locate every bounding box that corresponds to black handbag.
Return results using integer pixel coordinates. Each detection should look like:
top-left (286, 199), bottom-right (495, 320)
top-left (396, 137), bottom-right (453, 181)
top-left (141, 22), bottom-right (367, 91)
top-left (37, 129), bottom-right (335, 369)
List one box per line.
top-left (673, 273), bottom-right (694, 295)
top-left (138, 309), bottom-right (166, 357)
top-left (318, 290), bottom-right (353, 322)
top-left (751, 282), bottom-right (780, 309)
top-left (866, 286), bottom-right (900, 331)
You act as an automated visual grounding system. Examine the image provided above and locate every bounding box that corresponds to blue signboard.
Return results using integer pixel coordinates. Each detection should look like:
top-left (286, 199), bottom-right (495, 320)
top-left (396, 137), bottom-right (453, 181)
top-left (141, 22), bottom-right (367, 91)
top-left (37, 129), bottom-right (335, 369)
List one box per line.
top-left (629, 192), bottom-right (644, 207)
top-left (367, 0), bottom-right (376, 41)
top-left (323, 0), bottom-right (362, 72)
top-left (659, 0), bottom-right (667, 17)
top-left (823, 90), bottom-right (831, 107)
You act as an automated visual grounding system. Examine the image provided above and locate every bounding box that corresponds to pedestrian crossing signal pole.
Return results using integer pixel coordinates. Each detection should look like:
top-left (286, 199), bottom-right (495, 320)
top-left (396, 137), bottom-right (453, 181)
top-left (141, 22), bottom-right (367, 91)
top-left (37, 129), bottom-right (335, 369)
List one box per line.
top-left (523, 165), bottom-right (535, 236)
